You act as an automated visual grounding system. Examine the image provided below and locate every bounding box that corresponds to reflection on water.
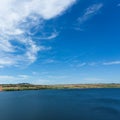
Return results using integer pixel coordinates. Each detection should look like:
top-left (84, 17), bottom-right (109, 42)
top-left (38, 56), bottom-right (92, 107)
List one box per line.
top-left (0, 89), bottom-right (120, 120)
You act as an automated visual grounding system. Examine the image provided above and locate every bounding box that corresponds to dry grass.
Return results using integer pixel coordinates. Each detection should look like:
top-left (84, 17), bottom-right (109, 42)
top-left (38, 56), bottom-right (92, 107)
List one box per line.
top-left (0, 83), bottom-right (120, 91)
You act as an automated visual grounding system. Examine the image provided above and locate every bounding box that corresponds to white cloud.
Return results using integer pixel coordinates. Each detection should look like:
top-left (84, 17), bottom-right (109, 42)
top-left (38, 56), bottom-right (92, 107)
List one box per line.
top-left (0, 0), bottom-right (76, 68)
top-left (18, 75), bottom-right (29, 79)
top-left (88, 62), bottom-right (98, 66)
top-left (0, 75), bottom-right (29, 80)
top-left (76, 62), bottom-right (86, 67)
top-left (0, 75), bottom-right (15, 80)
top-left (84, 77), bottom-right (104, 83)
top-left (78, 3), bottom-right (103, 23)
top-left (103, 61), bottom-right (120, 65)
top-left (0, 75), bottom-right (30, 84)
top-left (0, 74), bottom-right (53, 84)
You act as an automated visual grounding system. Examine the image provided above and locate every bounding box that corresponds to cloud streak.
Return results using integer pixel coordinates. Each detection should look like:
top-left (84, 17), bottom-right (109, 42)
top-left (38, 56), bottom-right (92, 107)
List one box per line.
top-left (103, 61), bottom-right (120, 65)
top-left (78, 3), bottom-right (103, 24)
top-left (0, 75), bottom-right (30, 84)
top-left (0, 0), bottom-right (76, 68)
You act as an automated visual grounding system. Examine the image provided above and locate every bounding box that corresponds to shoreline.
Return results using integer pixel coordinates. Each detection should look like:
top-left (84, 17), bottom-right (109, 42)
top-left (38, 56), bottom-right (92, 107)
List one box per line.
top-left (0, 83), bottom-right (120, 91)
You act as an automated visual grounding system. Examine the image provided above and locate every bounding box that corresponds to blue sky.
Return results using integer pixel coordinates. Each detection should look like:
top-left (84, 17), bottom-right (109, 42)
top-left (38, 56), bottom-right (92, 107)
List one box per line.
top-left (0, 0), bottom-right (120, 84)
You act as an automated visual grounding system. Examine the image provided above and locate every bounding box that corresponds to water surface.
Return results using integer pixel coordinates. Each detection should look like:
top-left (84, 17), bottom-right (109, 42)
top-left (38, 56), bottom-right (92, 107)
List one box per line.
top-left (0, 89), bottom-right (120, 120)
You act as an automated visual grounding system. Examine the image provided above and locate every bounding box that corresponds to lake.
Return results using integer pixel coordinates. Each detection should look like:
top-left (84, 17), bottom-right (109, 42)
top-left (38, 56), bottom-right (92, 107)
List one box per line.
top-left (0, 89), bottom-right (120, 120)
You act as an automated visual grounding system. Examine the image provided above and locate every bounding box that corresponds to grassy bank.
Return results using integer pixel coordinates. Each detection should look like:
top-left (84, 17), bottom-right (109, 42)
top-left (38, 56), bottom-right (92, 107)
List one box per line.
top-left (0, 83), bottom-right (120, 91)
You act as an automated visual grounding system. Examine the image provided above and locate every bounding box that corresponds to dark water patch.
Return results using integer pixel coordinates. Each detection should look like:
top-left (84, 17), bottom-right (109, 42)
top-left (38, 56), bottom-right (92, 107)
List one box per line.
top-left (92, 106), bottom-right (120, 120)
top-left (97, 98), bottom-right (120, 104)
top-left (93, 106), bottom-right (119, 114)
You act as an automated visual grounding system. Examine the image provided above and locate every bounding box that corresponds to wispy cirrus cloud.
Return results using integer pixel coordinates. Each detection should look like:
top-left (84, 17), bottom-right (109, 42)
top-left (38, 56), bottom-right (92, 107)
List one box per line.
top-left (73, 62), bottom-right (86, 68)
top-left (42, 59), bottom-right (57, 64)
top-left (103, 61), bottom-right (120, 65)
top-left (88, 62), bottom-right (98, 66)
top-left (67, 57), bottom-right (120, 68)
top-left (36, 31), bottom-right (59, 40)
top-left (78, 3), bottom-right (103, 24)
top-left (0, 0), bottom-right (76, 68)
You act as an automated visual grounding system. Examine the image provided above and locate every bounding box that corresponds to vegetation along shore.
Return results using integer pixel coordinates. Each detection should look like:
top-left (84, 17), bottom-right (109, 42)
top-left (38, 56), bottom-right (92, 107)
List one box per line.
top-left (0, 83), bottom-right (120, 91)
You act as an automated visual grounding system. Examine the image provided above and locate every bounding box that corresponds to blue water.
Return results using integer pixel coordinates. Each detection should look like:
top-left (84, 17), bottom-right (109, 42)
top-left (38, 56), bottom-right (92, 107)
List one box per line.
top-left (0, 89), bottom-right (120, 120)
